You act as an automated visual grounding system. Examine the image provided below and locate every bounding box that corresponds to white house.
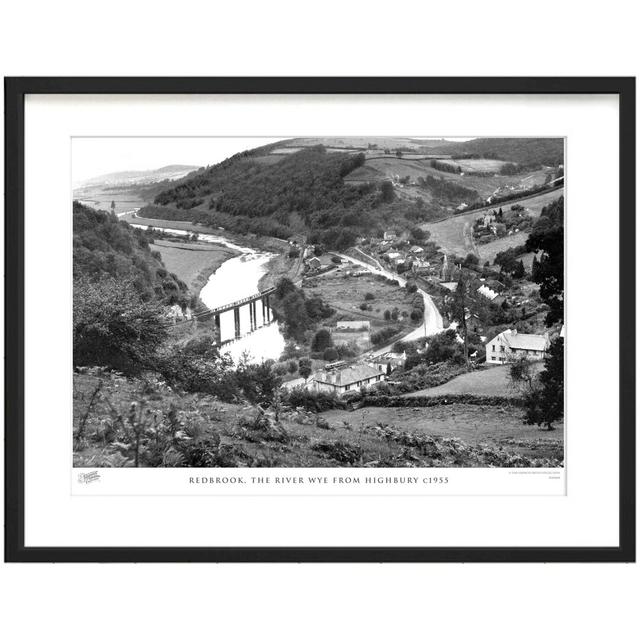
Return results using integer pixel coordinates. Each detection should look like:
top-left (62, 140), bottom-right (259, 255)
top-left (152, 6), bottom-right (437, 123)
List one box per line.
top-left (312, 364), bottom-right (385, 395)
top-left (477, 284), bottom-right (499, 301)
top-left (486, 329), bottom-right (550, 364)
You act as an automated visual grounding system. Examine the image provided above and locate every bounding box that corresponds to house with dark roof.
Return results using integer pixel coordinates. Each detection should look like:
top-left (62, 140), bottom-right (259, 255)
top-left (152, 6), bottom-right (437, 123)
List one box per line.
top-left (486, 329), bottom-right (550, 364)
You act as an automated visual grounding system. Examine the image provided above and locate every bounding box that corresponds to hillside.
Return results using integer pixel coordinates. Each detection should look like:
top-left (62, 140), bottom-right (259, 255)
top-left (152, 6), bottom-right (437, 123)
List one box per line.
top-left (144, 138), bottom-right (563, 250)
top-left (430, 138), bottom-right (564, 168)
top-left (73, 201), bottom-right (190, 306)
top-left (148, 145), bottom-right (439, 249)
top-left (74, 369), bottom-right (563, 468)
top-left (77, 164), bottom-right (199, 187)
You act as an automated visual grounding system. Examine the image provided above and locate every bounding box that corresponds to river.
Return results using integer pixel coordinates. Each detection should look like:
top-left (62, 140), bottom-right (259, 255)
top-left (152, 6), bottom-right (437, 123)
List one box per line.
top-left (129, 221), bottom-right (285, 363)
top-left (130, 215), bottom-right (442, 362)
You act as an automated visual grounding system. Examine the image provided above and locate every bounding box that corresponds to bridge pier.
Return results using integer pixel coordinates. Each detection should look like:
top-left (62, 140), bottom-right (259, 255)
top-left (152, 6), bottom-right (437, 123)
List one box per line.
top-left (212, 289), bottom-right (275, 345)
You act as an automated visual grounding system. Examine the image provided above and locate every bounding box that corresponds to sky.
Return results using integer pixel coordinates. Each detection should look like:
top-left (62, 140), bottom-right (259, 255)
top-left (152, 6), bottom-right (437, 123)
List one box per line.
top-left (71, 137), bottom-right (289, 185)
top-left (72, 136), bottom-right (475, 186)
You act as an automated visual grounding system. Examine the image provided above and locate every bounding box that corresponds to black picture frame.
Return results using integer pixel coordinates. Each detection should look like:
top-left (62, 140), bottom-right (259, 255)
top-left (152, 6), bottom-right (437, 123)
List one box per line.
top-left (4, 76), bottom-right (636, 563)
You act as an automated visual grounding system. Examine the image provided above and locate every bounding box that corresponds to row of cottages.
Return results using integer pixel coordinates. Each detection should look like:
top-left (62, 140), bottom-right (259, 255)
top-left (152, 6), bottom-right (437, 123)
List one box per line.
top-left (485, 329), bottom-right (549, 365)
top-left (312, 363), bottom-right (385, 395)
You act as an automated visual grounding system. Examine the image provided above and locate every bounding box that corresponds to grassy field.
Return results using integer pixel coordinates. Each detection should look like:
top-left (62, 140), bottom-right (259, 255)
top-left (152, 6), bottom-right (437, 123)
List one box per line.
top-left (477, 232), bottom-right (536, 267)
top-left (323, 402), bottom-right (563, 460)
top-left (404, 362), bottom-right (544, 398)
top-left (152, 239), bottom-right (239, 296)
top-left (422, 187), bottom-right (564, 257)
top-left (73, 371), bottom-right (563, 468)
top-left (344, 157), bottom-right (550, 200)
top-left (456, 158), bottom-right (510, 172)
top-left (73, 186), bottom-right (148, 214)
top-left (302, 268), bottom-right (418, 329)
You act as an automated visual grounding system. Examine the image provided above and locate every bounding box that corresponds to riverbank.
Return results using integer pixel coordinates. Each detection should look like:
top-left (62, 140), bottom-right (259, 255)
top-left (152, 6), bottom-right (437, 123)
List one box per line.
top-left (121, 209), bottom-right (290, 255)
top-left (122, 209), bottom-right (300, 294)
top-left (151, 238), bottom-right (241, 299)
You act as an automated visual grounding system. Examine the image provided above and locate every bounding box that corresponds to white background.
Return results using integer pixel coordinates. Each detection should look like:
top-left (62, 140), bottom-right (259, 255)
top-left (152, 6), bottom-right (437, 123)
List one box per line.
top-left (1, 2), bottom-right (638, 639)
top-left (25, 93), bottom-right (607, 548)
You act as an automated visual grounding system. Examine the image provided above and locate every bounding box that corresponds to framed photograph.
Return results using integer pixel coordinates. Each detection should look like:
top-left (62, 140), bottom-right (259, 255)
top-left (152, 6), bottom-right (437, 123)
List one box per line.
top-left (4, 77), bottom-right (635, 562)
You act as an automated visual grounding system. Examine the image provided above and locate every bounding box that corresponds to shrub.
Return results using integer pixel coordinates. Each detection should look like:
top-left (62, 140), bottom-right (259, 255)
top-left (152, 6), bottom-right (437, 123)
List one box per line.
top-left (311, 328), bottom-right (333, 351)
top-left (364, 292), bottom-right (375, 300)
top-left (312, 440), bottom-right (363, 464)
top-left (323, 347), bottom-right (339, 362)
top-left (285, 388), bottom-right (345, 412)
top-left (73, 277), bottom-right (168, 374)
top-left (371, 326), bottom-right (400, 346)
top-left (298, 358), bottom-right (312, 380)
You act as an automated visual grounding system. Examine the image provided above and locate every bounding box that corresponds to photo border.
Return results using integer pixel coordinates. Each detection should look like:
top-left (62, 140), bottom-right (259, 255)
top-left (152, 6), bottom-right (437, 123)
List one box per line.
top-left (4, 76), bottom-right (635, 562)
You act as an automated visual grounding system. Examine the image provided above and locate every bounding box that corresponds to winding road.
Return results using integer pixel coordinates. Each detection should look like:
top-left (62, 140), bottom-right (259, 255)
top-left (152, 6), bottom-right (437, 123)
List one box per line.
top-left (335, 251), bottom-right (444, 355)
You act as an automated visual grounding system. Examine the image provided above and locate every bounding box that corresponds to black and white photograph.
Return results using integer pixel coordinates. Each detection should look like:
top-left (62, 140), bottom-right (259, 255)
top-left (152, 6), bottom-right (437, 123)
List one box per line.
top-left (72, 135), bottom-right (565, 471)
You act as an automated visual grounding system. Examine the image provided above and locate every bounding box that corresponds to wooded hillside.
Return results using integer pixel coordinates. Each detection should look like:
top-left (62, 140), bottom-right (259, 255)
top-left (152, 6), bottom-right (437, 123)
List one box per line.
top-left (73, 201), bottom-right (190, 306)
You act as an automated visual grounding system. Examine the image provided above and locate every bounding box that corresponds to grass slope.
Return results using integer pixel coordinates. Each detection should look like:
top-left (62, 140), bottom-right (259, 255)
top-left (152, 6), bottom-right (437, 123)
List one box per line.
top-left (403, 363), bottom-right (544, 398)
top-left (422, 188), bottom-right (564, 258)
top-left (73, 370), bottom-right (562, 468)
top-left (151, 239), bottom-right (239, 297)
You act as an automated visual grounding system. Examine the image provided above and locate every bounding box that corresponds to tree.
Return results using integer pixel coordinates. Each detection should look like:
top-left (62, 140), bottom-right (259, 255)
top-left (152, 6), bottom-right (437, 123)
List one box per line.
top-left (531, 254), bottom-right (540, 280)
top-left (463, 253), bottom-right (479, 268)
top-left (410, 226), bottom-right (429, 243)
top-left (73, 277), bottom-right (167, 374)
top-left (527, 226), bottom-right (564, 325)
top-left (521, 338), bottom-right (564, 429)
top-left (311, 328), bottom-right (333, 352)
top-left (110, 200), bottom-right (116, 214)
top-left (235, 360), bottom-right (283, 405)
top-left (298, 358), bottom-right (312, 380)
top-left (323, 347), bottom-right (338, 362)
top-left (421, 329), bottom-right (464, 366)
top-left (364, 292), bottom-right (375, 300)
top-left (512, 259), bottom-right (526, 279)
top-left (449, 272), bottom-right (470, 366)
top-left (380, 181), bottom-right (395, 203)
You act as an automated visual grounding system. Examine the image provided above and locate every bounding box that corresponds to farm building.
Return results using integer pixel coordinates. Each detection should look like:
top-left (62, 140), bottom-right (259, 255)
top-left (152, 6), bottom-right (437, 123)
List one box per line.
top-left (335, 320), bottom-right (370, 331)
top-left (383, 231), bottom-right (397, 241)
top-left (312, 364), bottom-right (385, 395)
top-left (486, 329), bottom-right (549, 364)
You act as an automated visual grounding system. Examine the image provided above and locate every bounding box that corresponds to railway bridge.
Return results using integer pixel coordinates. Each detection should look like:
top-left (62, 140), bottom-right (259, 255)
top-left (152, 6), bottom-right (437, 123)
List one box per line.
top-left (198, 287), bottom-right (276, 344)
